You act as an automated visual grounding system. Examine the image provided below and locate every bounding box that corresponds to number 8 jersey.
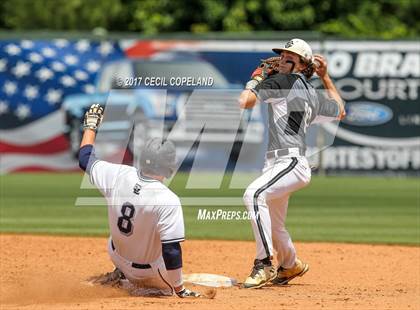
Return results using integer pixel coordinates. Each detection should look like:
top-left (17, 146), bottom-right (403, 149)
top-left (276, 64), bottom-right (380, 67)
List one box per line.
top-left (89, 160), bottom-right (185, 264)
top-left (252, 72), bottom-right (341, 152)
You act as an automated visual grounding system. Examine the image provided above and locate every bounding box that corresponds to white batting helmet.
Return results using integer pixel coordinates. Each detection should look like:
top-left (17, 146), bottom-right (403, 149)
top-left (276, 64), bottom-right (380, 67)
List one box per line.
top-left (272, 38), bottom-right (313, 64)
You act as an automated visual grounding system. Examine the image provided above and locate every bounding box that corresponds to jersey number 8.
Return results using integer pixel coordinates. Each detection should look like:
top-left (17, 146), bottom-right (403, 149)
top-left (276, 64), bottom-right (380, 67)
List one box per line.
top-left (117, 202), bottom-right (135, 236)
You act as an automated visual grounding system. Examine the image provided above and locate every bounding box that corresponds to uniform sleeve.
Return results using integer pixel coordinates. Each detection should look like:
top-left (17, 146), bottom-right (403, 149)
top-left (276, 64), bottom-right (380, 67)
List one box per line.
top-left (252, 74), bottom-right (293, 103)
top-left (251, 77), bottom-right (281, 102)
top-left (312, 92), bottom-right (341, 124)
top-left (90, 160), bottom-right (124, 197)
top-left (158, 198), bottom-right (185, 244)
top-left (78, 144), bottom-right (97, 173)
top-left (317, 91), bottom-right (340, 117)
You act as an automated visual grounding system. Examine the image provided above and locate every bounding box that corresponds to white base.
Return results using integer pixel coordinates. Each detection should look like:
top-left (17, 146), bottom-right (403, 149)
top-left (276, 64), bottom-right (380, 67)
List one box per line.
top-left (182, 273), bottom-right (237, 287)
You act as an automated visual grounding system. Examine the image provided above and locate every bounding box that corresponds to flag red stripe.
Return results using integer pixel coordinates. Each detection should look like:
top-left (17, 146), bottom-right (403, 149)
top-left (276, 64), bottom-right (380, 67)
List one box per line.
top-left (11, 166), bottom-right (80, 173)
top-left (0, 135), bottom-right (69, 154)
top-left (124, 40), bottom-right (185, 58)
top-left (125, 41), bottom-right (156, 58)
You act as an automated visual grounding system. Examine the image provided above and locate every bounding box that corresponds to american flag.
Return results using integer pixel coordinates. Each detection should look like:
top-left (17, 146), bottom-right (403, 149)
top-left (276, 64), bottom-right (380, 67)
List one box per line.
top-left (0, 38), bottom-right (262, 173)
top-left (0, 39), bottom-right (124, 173)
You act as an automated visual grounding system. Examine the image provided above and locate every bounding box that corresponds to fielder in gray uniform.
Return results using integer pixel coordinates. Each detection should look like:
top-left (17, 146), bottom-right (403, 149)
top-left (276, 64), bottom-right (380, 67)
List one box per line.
top-left (238, 38), bottom-right (345, 289)
top-left (78, 104), bottom-right (201, 298)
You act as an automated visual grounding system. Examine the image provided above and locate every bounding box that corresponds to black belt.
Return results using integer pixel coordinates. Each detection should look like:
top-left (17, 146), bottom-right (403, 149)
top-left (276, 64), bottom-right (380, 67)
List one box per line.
top-left (266, 148), bottom-right (305, 159)
top-left (111, 240), bottom-right (151, 269)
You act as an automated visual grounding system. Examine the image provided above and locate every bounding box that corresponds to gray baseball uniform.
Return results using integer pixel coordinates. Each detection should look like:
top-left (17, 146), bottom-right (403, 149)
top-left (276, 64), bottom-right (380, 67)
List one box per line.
top-left (245, 72), bottom-right (340, 267)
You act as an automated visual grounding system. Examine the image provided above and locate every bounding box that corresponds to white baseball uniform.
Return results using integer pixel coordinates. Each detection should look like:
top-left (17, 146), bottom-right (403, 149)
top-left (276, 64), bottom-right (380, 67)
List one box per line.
top-left (89, 160), bottom-right (185, 292)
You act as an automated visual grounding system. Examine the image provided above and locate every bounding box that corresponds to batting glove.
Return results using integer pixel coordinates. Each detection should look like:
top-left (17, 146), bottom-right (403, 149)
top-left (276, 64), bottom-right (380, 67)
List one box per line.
top-left (176, 288), bottom-right (201, 298)
top-left (83, 104), bottom-right (104, 132)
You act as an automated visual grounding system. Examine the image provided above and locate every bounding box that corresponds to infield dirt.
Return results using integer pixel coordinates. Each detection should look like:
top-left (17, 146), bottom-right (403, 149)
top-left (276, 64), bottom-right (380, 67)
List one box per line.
top-left (0, 234), bottom-right (419, 310)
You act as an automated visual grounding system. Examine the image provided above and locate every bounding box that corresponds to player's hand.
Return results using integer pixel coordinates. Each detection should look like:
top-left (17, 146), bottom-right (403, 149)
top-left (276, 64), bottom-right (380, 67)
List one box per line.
top-left (313, 54), bottom-right (328, 78)
top-left (338, 104), bottom-right (346, 120)
top-left (83, 103), bottom-right (104, 132)
top-left (176, 288), bottom-right (201, 298)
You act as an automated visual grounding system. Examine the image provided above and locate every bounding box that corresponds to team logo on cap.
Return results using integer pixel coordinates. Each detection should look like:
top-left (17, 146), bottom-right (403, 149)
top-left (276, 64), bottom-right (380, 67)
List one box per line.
top-left (285, 40), bottom-right (294, 48)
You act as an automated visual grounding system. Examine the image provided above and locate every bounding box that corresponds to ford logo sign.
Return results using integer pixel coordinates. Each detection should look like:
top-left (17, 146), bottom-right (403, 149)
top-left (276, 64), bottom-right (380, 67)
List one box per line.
top-left (342, 101), bottom-right (393, 126)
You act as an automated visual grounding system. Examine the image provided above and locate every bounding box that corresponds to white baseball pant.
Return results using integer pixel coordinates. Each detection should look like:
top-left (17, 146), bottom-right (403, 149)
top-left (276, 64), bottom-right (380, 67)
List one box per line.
top-left (107, 238), bottom-right (173, 295)
top-left (243, 154), bottom-right (311, 269)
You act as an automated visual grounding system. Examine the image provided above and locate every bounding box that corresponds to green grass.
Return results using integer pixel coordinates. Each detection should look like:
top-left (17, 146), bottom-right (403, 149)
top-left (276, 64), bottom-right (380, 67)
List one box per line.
top-left (0, 173), bottom-right (419, 245)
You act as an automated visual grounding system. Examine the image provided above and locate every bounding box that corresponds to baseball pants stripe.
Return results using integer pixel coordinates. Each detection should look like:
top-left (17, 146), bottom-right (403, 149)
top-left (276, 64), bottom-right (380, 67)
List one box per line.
top-left (252, 157), bottom-right (298, 258)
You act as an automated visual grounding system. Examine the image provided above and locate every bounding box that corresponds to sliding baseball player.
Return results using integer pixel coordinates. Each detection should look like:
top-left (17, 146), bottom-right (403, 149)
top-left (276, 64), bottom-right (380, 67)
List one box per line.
top-left (78, 104), bottom-right (201, 297)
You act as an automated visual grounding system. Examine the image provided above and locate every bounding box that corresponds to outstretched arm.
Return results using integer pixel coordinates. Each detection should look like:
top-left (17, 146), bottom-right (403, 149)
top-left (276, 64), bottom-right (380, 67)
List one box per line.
top-left (80, 104), bottom-right (104, 148)
top-left (78, 104), bottom-right (104, 172)
top-left (314, 55), bottom-right (346, 120)
top-left (80, 128), bottom-right (96, 148)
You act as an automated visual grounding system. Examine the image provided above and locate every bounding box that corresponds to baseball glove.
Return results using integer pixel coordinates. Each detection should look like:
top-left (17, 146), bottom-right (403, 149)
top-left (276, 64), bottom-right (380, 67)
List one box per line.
top-left (261, 56), bottom-right (317, 79)
top-left (260, 56), bottom-right (282, 73)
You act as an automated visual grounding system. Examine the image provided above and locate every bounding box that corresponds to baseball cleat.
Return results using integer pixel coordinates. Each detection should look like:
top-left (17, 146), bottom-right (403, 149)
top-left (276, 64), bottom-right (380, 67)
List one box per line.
top-left (242, 259), bottom-right (277, 289)
top-left (272, 258), bottom-right (309, 285)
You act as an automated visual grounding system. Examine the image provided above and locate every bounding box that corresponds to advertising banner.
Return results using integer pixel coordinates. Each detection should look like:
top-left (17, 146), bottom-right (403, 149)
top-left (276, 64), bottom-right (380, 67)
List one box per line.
top-left (0, 39), bottom-right (418, 174)
top-left (318, 41), bottom-right (419, 174)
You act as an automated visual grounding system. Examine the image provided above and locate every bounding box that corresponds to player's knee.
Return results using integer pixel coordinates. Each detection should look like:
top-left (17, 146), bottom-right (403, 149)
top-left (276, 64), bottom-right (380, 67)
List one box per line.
top-left (302, 173), bottom-right (311, 186)
top-left (243, 187), bottom-right (267, 210)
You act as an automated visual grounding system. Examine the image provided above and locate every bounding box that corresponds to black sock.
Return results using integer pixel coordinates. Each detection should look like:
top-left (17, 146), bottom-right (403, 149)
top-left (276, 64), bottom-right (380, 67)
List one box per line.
top-left (261, 257), bottom-right (271, 265)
